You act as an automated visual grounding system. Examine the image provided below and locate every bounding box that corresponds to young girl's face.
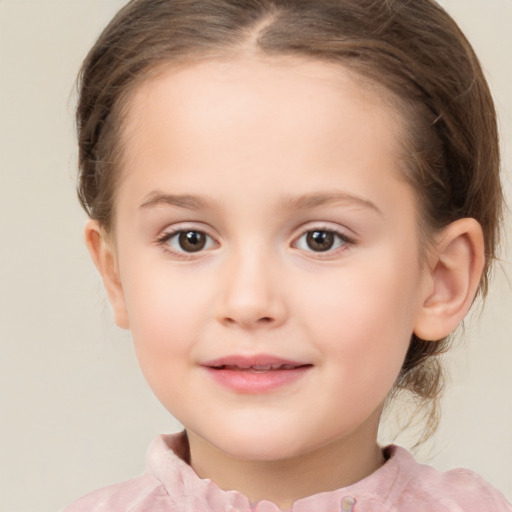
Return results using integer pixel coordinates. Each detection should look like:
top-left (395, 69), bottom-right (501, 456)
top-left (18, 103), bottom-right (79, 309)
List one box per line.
top-left (102, 57), bottom-right (433, 464)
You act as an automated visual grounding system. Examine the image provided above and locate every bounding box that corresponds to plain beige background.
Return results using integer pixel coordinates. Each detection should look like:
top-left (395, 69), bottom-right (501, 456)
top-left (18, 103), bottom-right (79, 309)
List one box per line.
top-left (0, 1), bottom-right (510, 511)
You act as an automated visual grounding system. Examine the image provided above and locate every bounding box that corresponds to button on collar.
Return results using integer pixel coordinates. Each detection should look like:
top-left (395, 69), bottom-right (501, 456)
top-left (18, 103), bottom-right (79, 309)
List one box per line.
top-left (341, 496), bottom-right (356, 511)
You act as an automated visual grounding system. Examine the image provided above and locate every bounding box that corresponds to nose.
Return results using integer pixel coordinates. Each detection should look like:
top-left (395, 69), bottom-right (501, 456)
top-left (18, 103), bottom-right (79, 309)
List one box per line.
top-left (216, 248), bottom-right (287, 329)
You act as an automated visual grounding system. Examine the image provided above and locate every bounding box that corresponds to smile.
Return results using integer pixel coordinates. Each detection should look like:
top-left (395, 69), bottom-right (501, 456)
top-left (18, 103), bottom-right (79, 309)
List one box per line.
top-left (212, 363), bottom-right (303, 372)
top-left (201, 355), bottom-right (313, 393)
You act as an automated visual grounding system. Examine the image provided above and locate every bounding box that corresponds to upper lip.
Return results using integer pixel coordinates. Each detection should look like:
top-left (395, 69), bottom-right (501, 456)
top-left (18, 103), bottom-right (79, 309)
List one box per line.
top-left (201, 354), bottom-right (311, 370)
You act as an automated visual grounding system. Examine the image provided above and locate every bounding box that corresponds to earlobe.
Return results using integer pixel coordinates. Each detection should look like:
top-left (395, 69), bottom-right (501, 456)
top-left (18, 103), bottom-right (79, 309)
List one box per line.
top-left (413, 218), bottom-right (485, 341)
top-left (84, 220), bottom-right (130, 329)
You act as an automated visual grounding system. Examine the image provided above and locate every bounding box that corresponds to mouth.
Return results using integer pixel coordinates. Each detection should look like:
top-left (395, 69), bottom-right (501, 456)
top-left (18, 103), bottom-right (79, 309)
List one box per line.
top-left (201, 355), bottom-right (313, 393)
top-left (209, 363), bottom-right (308, 372)
top-left (202, 354), bottom-right (311, 371)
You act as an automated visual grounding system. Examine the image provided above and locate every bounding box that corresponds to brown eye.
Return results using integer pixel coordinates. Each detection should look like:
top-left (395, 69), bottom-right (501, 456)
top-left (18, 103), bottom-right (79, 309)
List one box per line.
top-left (178, 231), bottom-right (208, 252)
top-left (159, 229), bottom-right (215, 254)
top-left (294, 229), bottom-right (351, 254)
top-left (306, 230), bottom-right (335, 252)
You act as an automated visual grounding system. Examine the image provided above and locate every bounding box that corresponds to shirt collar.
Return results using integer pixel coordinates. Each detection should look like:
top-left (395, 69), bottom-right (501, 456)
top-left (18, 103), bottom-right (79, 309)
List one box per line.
top-left (146, 431), bottom-right (412, 512)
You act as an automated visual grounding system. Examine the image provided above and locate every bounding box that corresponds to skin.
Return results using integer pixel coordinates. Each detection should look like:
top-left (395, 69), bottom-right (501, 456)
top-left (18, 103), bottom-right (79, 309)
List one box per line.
top-left (86, 56), bottom-right (485, 509)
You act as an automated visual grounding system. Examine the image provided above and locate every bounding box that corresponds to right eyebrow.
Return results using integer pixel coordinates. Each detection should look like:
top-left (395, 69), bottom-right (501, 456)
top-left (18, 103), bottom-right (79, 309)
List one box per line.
top-left (139, 192), bottom-right (217, 210)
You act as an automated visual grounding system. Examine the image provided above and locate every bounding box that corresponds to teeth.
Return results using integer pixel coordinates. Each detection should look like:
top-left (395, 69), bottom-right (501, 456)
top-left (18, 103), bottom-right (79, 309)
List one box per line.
top-left (253, 365), bottom-right (272, 370)
top-left (217, 363), bottom-right (298, 371)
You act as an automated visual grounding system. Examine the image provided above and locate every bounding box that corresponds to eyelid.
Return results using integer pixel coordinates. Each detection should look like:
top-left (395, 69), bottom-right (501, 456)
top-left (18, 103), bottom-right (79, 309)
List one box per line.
top-left (292, 221), bottom-right (356, 240)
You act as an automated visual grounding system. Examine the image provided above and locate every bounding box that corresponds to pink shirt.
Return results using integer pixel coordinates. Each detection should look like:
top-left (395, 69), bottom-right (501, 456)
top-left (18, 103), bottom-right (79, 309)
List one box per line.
top-left (62, 431), bottom-right (511, 512)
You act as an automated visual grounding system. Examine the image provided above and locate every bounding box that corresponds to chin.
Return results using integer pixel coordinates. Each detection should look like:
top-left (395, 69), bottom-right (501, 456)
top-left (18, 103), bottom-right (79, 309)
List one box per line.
top-left (202, 426), bottom-right (317, 463)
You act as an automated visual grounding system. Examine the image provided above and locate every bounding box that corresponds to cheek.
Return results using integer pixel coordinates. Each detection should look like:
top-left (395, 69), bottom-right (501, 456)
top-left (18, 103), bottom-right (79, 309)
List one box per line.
top-left (119, 263), bottom-right (208, 375)
top-left (125, 286), bottom-right (206, 413)
top-left (298, 251), bottom-right (422, 374)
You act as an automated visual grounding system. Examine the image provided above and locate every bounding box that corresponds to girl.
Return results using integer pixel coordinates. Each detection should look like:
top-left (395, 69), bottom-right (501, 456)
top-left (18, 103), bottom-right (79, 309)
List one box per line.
top-left (64, 0), bottom-right (510, 510)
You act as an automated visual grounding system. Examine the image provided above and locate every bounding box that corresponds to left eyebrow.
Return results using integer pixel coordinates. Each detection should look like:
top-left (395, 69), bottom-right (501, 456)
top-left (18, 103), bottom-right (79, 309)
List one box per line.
top-left (139, 192), bottom-right (218, 210)
top-left (283, 191), bottom-right (382, 216)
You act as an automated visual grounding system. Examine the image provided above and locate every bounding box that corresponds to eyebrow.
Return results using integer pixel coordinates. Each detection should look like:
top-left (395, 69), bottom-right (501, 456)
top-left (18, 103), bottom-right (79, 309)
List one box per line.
top-left (139, 192), bottom-right (217, 210)
top-left (139, 190), bottom-right (382, 215)
top-left (284, 191), bottom-right (382, 215)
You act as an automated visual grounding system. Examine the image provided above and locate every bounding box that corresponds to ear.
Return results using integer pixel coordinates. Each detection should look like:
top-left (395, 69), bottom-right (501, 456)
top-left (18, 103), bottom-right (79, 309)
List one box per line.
top-left (413, 218), bottom-right (485, 341)
top-left (84, 220), bottom-right (130, 329)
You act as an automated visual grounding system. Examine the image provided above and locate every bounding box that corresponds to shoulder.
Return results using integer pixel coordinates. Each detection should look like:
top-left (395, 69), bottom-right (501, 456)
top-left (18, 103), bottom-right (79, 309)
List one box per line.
top-left (60, 433), bottom-right (190, 512)
top-left (389, 446), bottom-right (511, 512)
top-left (59, 472), bottom-right (175, 512)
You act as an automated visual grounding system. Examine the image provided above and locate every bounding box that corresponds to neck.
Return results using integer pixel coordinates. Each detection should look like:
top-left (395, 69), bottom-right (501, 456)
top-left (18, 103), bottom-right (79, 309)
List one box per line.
top-left (187, 413), bottom-right (384, 510)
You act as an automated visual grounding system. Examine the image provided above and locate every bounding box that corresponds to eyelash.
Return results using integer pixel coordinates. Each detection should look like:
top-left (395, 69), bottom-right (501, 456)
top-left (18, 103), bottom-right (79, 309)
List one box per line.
top-left (155, 226), bottom-right (355, 259)
top-left (155, 228), bottom-right (218, 259)
top-left (292, 228), bottom-right (355, 257)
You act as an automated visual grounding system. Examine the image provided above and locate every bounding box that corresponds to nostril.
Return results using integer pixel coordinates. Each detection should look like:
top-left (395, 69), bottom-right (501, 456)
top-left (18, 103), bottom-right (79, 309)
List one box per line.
top-left (221, 315), bottom-right (275, 327)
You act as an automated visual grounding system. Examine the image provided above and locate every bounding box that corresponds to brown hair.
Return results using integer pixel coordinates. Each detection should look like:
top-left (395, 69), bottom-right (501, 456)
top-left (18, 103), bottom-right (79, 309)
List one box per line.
top-left (76, 0), bottom-right (502, 440)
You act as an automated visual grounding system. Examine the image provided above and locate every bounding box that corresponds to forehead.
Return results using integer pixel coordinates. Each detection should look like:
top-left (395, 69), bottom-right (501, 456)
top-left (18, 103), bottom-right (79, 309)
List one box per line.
top-left (121, 56), bottom-right (404, 174)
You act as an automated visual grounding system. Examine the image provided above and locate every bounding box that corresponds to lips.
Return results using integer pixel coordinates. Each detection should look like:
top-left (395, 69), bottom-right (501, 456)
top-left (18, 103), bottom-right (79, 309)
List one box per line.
top-left (202, 355), bottom-right (310, 370)
top-left (201, 355), bottom-right (312, 393)
top-left (213, 363), bottom-right (300, 371)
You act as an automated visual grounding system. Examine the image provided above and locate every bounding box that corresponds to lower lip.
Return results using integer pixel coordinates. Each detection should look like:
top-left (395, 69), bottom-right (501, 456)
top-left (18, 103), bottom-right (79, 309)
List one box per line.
top-left (203, 366), bottom-right (311, 394)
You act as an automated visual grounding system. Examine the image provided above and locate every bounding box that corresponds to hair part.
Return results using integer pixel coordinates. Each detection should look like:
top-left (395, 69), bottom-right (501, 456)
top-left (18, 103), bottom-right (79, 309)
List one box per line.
top-left (76, 0), bottom-right (502, 441)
